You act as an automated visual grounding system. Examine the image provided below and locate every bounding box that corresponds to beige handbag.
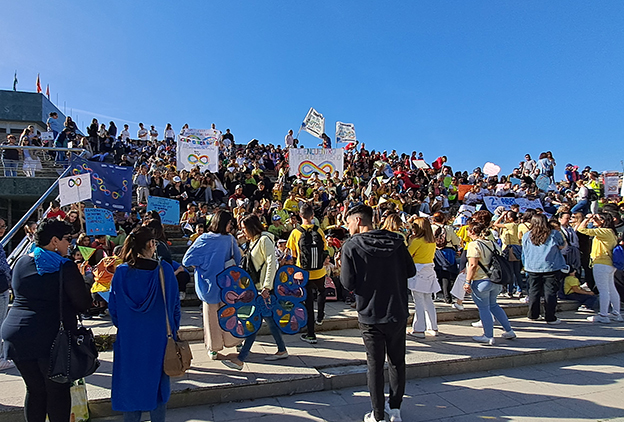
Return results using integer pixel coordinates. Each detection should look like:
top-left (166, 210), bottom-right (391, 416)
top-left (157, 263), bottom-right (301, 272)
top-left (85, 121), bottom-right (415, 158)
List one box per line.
top-left (159, 264), bottom-right (193, 377)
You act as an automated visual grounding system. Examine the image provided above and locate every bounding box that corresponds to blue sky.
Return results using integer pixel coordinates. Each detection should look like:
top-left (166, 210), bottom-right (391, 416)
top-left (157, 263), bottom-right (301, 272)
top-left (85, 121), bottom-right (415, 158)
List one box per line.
top-left (2, 1), bottom-right (623, 177)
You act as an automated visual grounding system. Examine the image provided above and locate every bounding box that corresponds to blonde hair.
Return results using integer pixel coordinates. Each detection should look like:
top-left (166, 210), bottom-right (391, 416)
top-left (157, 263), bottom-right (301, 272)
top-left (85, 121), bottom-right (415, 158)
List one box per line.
top-left (381, 213), bottom-right (403, 232)
top-left (411, 217), bottom-right (435, 243)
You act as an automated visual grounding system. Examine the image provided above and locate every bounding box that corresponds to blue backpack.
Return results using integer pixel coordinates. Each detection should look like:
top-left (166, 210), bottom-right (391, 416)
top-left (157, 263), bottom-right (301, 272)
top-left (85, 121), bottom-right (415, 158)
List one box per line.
top-left (613, 245), bottom-right (624, 271)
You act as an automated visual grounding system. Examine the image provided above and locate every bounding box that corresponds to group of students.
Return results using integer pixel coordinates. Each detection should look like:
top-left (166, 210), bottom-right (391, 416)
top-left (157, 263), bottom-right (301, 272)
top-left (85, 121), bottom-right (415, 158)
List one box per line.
top-left (2, 117), bottom-right (624, 421)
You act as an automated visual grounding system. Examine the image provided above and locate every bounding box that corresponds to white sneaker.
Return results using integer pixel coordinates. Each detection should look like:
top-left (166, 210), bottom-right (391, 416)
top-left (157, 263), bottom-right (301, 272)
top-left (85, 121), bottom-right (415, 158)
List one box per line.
top-left (519, 296), bottom-right (529, 303)
top-left (179, 292), bottom-right (187, 301)
top-left (501, 330), bottom-right (517, 339)
top-left (364, 411), bottom-right (387, 422)
top-left (452, 302), bottom-right (464, 311)
top-left (547, 318), bottom-right (562, 325)
top-left (408, 331), bottom-right (425, 339)
top-left (384, 403), bottom-right (402, 422)
top-left (0, 359), bottom-right (15, 371)
top-left (609, 313), bottom-right (624, 322)
top-left (587, 315), bottom-right (611, 323)
top-left (472, 335), bottom-right (495, 345)
top-left (471, 320), bottom-right (483, 328)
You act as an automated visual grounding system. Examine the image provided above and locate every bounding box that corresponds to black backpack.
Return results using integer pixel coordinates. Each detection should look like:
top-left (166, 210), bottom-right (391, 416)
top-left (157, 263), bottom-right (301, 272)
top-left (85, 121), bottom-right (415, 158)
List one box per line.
top-left (296, 225), bottom-right (327, 270)
top-left (240, 235), bottom-right (272, 285)
top-left (587, 188), bottom-right (599, 202)
top-left (476, 240), bottom-right (513, 285)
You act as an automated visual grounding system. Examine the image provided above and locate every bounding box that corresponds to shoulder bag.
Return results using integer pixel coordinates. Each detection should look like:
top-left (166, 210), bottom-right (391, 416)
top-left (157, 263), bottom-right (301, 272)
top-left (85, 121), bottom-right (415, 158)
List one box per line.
top-left (224, 235), bottom-right (237, 268)
top-left (159, 264), bottom-right (193, 377)
top-left (48, 265), bottom-right (100, 384)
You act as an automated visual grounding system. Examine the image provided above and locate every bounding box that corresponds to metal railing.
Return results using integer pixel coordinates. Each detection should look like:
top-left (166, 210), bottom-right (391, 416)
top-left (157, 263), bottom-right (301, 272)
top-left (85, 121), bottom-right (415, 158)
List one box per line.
top-left (0, 146), bottom-right (88, 178)
top-left (1, 148), bottom-right (88, 264)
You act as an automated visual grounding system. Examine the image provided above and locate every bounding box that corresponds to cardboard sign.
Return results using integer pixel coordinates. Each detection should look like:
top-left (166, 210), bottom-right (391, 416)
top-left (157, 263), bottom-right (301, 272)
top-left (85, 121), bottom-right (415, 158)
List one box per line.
top-left (84, 208), bottom-right (117, 236)
top-left (147, 196), bottom-right (180, 225)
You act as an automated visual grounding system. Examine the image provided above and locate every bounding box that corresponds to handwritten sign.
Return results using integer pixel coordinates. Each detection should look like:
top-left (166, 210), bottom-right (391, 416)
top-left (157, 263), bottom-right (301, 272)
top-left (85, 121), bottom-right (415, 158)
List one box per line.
top-left (58, 174), bottom-right (92, 206)
top-left (147, 196), bottom-right (180, 225)
top-left (84, 208), bottom-right (117, 236)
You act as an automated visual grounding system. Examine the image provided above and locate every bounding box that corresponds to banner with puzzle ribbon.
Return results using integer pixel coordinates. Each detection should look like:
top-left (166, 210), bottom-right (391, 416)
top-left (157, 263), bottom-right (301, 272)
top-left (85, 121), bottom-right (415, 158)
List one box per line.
top-left (70, 154), bottom-right (133, 212)
top-left (288, 148), bottom-right (344, 179)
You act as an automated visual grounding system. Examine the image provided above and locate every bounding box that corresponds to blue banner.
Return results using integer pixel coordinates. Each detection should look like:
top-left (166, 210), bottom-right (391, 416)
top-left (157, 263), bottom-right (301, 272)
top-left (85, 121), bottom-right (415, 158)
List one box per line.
top-left (85, 208), bottom-right (117, 236)
top-left (70, 154), bottom-right (133, 212)
top-left (147, 196), bottom-right (180, 225)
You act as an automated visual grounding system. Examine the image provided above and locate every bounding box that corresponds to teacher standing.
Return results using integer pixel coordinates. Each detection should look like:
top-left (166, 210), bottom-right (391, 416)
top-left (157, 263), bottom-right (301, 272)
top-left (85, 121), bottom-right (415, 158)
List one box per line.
top-left (1, 219), bottom-right (91, 422)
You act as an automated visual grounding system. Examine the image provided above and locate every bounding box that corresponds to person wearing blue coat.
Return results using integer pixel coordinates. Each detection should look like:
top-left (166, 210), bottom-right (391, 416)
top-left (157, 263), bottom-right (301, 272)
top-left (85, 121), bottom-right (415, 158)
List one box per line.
top-left (109, 226), bottom-right (180, 422)
top-left (183, 210), bottom-right (242, 360)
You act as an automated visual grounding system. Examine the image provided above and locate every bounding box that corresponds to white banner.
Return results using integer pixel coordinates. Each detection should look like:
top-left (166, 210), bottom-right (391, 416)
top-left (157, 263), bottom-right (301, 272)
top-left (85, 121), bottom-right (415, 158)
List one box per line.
top-left (335, 121), bottom-right (356, 143)
top-left (180, 128), bottom-right (222, 145)
top-left (177, 140), bottom-right (219, 173)
top-left (289, 148), bottom-right (343, 179)
top-left (301, 108), bottom-right (325, 139)
top-left (603, 171), bottom-right (620, 198)
top-left (58, 174), bottom-right (92, 206)
top-left (482, 196), bottom-right (544, 214)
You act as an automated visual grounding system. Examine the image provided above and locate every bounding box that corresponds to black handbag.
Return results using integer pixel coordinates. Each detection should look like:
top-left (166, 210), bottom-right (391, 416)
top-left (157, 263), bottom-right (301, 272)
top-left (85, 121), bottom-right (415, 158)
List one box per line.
top-left (48, 265), bottom-right (100, 384)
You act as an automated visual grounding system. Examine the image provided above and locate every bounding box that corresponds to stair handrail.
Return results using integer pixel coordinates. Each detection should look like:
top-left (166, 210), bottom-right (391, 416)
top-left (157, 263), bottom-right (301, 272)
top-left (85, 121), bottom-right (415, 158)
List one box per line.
top-left (1, 150), bottom-right (88, 261)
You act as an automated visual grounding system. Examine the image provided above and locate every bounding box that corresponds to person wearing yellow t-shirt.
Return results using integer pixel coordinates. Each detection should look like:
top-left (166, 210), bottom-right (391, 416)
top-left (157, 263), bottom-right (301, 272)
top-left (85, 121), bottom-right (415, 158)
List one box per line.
top-left (577, 213), bottom-right (621, 323)
top-left (286, 203), bottom-right (328, 344)
top-left (560, 272), bottom-right (597, 310)
top-left (283, 191), bottom-right (300, 214)
top-left (406, 217), bottom-right (439, 338)
top-left (493, 211), bottom-right (524, 298)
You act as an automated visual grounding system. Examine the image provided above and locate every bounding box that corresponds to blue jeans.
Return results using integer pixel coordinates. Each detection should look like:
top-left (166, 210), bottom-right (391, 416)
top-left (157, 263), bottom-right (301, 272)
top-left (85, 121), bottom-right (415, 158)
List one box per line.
top-left (571, 199), bottom-right (589, 216)
top-left (2, 160), bottom-right (17, 177)
top-left (238, 315), bottom-right (286, 362)
top-left (123, 401), bottom-right (166, 422)
top-left (471, 279), bottom-right (512, 338)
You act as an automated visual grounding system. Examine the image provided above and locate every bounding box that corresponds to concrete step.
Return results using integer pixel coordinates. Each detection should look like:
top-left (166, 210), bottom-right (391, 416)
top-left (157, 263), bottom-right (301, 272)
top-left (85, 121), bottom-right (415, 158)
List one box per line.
top-left (1, 310), bottom-right (622, 421)
top-left (86, 299), bottom-right (581, 347)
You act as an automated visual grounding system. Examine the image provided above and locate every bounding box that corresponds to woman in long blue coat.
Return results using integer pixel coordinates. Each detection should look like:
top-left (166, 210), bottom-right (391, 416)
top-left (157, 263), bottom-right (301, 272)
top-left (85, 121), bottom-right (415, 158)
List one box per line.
top-left (109, 226), bottom-right (180, 422)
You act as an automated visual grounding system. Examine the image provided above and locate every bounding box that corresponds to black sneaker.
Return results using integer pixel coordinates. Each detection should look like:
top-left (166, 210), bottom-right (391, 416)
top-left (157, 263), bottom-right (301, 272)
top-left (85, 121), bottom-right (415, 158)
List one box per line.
top-left (300, 334), bottom-right (317, 344)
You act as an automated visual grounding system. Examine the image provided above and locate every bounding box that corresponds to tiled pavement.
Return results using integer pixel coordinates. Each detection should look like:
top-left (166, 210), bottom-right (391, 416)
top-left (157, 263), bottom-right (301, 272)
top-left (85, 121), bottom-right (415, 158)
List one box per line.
top-left (91, 352), bottom-right (624, 421)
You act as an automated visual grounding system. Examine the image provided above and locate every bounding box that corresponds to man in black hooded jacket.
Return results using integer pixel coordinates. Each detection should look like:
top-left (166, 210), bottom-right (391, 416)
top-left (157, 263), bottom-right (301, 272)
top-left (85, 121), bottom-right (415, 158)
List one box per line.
top-left (341, 205), bottom-right (416, 422)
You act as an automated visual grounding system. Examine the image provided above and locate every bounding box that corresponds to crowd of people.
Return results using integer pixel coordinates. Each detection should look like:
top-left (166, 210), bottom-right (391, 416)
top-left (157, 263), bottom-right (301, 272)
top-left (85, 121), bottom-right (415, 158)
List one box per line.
top-left (1, 119), bottom-right (624, 422)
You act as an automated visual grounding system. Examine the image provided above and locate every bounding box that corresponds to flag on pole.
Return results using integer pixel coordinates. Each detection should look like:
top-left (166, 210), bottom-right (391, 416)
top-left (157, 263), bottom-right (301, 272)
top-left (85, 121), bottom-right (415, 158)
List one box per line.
top-left (45, 84), bottom-right (50, 99)
top-left (301, 107), bottom-right (325, 139)
top-left (12, 71), bottom-right (18, 91)
top-left (36, 74), bottom-right (42, 93)
top-left (335, 121), bottom-right (356, 143)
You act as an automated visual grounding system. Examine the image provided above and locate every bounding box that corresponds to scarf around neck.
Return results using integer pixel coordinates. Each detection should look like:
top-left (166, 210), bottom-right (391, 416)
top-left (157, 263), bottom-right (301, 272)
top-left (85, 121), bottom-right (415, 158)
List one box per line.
top-left (33, 246), bottom-right (70, 275)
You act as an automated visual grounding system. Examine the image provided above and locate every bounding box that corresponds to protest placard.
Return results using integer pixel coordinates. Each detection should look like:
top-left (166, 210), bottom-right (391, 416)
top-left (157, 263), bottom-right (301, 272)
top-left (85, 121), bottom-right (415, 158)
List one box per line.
top-left (84, 208), bottom-right (117, 236)
top-left (482, 196), bottom-right (544, 214)
top-left (58, 174), bottom-right (92, 207)
top-left (41, 132), bottom-right (55, 141)
top-left (335, 122), bottom-right (356, 143)
top-left (301, 108), bottom-right (325, 139)
top-left (289, 148), bottom-right (343, 179)
top-left (603, 171), bottom-right (620, 198)
top-left (147, 196), bottom-right (180, 225)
